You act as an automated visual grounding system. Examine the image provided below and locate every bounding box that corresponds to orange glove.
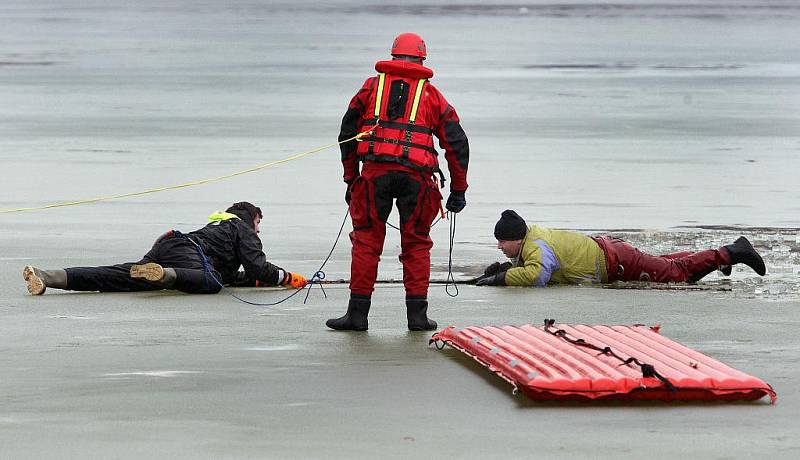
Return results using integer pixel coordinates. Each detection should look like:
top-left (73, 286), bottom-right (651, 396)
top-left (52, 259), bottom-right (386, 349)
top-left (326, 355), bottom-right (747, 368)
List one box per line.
top-left (281, 272), bottom-right (308, 289)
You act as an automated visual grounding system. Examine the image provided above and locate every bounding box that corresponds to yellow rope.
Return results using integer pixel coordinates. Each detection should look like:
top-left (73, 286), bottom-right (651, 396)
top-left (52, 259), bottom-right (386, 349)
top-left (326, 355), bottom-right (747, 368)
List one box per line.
top-left (1, 130), bottom-right (373, 214)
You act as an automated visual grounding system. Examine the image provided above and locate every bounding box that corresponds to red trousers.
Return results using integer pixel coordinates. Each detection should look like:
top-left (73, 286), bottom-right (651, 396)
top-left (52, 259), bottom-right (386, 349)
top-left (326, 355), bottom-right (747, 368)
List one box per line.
top-left (348, 166), bottom-right (443, 297)
top-left (593, 237), bottom-right (732, 283)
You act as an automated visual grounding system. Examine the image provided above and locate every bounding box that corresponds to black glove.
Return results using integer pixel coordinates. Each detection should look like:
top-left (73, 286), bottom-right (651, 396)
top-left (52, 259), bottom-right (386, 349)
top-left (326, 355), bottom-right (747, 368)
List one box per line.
top-left (484, 261), bottom-right (512, 277)
top-left (344, 180), bottom-right (355, 205)
top-left (476, 271), bottom-right (507, 286)
top-left (446, 191), bottom-right (466, 213)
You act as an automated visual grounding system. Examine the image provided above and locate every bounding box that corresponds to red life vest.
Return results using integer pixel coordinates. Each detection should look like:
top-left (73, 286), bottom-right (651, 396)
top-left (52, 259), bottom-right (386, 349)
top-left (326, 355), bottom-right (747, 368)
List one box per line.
top-left (357, 60), bottom-right (439, 172)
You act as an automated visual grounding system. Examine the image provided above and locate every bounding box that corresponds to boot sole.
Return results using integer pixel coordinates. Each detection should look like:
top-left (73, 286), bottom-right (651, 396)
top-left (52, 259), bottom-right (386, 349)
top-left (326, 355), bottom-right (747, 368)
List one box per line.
top-left (408, 322), bottom-right (438, 332)
top-left (23, 265), bottom-right (45, 295)
top-left (130, 263), bottom-right (165, 282)
top-left (325, 322), bottom-right (368, 332)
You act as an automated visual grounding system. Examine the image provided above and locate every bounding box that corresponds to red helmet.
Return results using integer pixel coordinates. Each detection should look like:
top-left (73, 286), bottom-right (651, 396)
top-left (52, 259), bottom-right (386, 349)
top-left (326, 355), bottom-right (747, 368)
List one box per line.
top-left (391, 33), bottom-right (426, 59)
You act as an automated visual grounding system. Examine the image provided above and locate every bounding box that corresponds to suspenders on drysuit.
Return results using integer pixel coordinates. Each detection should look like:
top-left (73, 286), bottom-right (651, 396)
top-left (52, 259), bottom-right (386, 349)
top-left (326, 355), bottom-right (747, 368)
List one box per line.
top-left (358, 73), bottom-right (446, 186)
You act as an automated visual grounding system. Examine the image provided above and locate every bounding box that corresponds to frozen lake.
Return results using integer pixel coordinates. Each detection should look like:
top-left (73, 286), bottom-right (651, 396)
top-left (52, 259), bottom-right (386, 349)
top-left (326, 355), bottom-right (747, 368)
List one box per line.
top-left (1, 1), bottom-right (799, 458)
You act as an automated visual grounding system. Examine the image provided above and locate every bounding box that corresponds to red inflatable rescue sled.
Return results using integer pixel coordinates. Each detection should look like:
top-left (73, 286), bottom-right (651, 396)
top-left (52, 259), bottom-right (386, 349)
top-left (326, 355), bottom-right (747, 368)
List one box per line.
top-left (430, 321), bottom-right (776, 403)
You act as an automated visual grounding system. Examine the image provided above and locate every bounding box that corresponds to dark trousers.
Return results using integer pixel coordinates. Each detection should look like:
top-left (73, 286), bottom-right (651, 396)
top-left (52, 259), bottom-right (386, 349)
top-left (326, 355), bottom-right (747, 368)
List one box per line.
top-left (594, 237), bottom-right (731, 283)
top-left (65, 237), bottom-right (222, 294)
top-left (348, 167), bottom-right (443, 297)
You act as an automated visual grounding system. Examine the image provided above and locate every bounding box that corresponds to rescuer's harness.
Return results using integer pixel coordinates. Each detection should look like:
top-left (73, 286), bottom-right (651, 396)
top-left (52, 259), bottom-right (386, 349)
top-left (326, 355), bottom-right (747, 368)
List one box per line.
top-left (358, 72), bottom-right (445, 187)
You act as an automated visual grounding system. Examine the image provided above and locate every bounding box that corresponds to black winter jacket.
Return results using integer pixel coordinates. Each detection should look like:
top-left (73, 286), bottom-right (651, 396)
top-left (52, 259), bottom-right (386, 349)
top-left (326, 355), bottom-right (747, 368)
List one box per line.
top-left (187, 211), bottom-right (284, 286)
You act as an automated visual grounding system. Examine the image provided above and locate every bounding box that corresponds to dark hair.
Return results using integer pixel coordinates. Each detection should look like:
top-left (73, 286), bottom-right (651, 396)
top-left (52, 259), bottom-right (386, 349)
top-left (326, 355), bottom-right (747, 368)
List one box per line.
top-left (226, 201), bottom-right (263, 225)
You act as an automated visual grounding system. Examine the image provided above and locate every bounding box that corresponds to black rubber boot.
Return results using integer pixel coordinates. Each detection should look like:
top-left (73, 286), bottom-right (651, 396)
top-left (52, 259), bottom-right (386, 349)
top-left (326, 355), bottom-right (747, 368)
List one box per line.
top-left (723, 236), bottom-right (766, 276)
top-left (406, 296), bottom-right (437, 331)
top-left (326, 294), bottom-right (370, 331)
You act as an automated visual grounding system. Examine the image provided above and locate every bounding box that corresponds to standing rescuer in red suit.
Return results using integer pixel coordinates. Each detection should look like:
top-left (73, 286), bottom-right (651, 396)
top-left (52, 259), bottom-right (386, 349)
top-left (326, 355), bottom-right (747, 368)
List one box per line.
top-left (327, 33), bottom-right (470, 332)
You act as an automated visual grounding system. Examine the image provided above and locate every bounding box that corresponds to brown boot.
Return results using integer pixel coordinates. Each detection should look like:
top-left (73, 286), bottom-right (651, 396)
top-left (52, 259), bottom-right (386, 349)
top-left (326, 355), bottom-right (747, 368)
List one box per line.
top-left (130, 263), bottom-right (177, 287)
top-left (23, 266), bottom-right (67, 295)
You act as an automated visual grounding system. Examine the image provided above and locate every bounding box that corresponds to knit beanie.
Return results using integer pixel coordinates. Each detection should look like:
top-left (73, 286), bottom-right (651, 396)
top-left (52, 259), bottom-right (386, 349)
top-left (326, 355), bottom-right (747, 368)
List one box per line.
top-left (494, 210), bottom-right (527, 240)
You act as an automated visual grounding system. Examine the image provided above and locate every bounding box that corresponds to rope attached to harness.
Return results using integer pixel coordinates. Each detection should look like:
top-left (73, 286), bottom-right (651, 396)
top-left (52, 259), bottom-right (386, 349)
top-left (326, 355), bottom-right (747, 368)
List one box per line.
top-left (0, 129), bottom-right (374, 214)
top-left (301, 207), bottom-right (350, 304)
top-left (169, 211), bottom-right (346, 307)
top-left (543, 318), bottom-right (678, 392)
top-left (375, 211), bottom-right (458, 297)
top-left (159, 201), bottom-right (459, 307)
top-left (170, 230), bottom-right (305, 306)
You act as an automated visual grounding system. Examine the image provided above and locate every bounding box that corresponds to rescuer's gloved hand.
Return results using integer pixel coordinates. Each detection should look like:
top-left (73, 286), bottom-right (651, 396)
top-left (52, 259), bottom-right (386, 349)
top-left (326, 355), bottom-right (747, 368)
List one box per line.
top-left (281, 272), bottom-right (308, 289)
top-left (484, 261), bottom-right (512, 277)
top-left (345, 180), bottom-right (355, 205)
top-left (446, 191), bottom-right (466, 213)
top-left (476, 271), bottom-right (507, 286)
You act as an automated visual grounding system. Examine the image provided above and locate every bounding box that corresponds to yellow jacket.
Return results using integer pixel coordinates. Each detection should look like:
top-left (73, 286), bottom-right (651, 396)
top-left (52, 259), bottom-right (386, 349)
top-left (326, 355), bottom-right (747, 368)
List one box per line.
top-left (505, 225), bottom-right (608, 287)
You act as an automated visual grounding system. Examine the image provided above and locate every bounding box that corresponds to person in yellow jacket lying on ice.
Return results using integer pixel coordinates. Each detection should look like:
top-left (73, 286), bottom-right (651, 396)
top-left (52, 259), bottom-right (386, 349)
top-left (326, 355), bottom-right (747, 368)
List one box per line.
top-left (23, 201), bottom-right (307, 295)
top-left (476, 210), bottom-right (766, 287)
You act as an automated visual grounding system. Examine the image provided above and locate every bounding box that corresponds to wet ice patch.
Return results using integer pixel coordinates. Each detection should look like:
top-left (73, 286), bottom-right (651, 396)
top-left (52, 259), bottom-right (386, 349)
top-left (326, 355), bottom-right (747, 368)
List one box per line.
top-left (0, 417), bottom-right (24, 425)
top-left (243, 344), bottom-right (299, 352)
top-left (256, 307), bottom-right (307, 316)
top-left (49, 315), bottom-right (97, 320)
top-left (0, 61), bottom-right (56, 66)
top-left (102, 371), bottom-right (203, 378)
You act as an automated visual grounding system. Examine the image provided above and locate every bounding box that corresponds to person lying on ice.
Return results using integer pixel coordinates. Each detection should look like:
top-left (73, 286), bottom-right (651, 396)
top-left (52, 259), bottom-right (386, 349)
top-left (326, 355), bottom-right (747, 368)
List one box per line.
top-left (22, 201), bottom-right (307, 295)
top-left (475, 209), bottom-right (766, 287)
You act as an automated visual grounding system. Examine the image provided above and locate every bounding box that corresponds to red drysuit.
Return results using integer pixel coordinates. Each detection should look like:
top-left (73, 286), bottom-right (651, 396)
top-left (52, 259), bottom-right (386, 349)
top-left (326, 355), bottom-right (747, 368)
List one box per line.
top-left (339, 59), bottom-right (469, 297)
